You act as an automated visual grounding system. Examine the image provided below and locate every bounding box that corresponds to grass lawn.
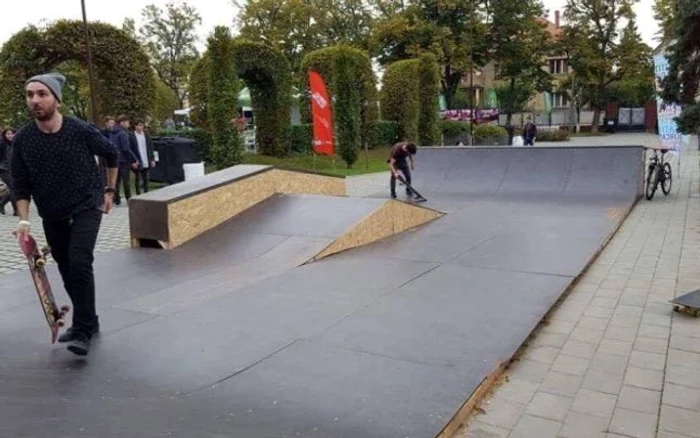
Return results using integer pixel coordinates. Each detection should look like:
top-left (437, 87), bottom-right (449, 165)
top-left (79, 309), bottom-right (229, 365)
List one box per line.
top-left (240, 147), bottom-right (393, 177)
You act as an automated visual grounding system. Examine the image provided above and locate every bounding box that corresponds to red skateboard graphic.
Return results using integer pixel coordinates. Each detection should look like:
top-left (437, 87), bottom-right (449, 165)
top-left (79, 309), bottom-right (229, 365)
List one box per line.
top-left (18, 234), bottom-right (70, 344)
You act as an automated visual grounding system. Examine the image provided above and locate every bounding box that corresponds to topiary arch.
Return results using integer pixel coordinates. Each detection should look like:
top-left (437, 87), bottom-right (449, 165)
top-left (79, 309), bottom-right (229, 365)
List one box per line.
top-left (230, 39), bottom-right (292, 158)
top-left (188, 34), bottom-right (293, 160)
top-left (0, 20), bottom-right (155, 125)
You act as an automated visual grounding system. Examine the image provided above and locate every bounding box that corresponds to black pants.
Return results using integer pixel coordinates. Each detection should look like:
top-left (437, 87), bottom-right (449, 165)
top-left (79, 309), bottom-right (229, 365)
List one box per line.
top-left (115, 162), bottom-right (132, 204)
top-left (42, 208), bottom-right (102, 337)
top-left (390, 160), bottom-right (412, 196)
top-left (134, 169), bottom-right (150, 195)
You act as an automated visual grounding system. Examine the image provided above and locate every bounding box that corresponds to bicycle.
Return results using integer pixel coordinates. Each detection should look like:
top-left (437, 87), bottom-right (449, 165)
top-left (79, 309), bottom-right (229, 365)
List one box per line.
top-left (645, 148), bottom-right (672, 200)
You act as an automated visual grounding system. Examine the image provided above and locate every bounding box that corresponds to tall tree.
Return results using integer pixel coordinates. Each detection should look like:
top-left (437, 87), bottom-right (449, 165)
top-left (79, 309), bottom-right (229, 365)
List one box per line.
top-left (562, 0), bottom-right (637, 132)
top-left (139, 1), bottom-right (202, 108)
top-left (489, 0), bottom-right (552, 125)
top-left (372, 0), bottom-right (490, 109)
top-left (606, 19), bottom-right (655, 107)
top-left (653, 0), bottom-right (677, 41)
top-left (233, 0), bottom-right (321, 81)
top-left (660, 0), bottom-right (700, 134)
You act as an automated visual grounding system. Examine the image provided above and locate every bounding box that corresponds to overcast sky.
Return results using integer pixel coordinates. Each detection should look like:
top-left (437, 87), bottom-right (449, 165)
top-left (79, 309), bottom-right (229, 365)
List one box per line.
top-left (0, 0), bottom-right (661, 53)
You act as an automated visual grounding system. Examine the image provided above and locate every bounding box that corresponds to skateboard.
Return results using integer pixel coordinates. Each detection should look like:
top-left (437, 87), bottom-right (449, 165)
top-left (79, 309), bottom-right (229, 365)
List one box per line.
top-left (18, 234), bottom-right (70, 344)
top-left (669, 289), bottom-right (700, 317)
top-left (396, 175), bottom-right (427, 203)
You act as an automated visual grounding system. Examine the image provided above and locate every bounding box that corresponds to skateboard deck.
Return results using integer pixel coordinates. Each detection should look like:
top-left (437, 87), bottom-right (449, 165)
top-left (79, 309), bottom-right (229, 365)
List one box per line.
top-left (18, 234), bottom-right (70, 343)
top-left (397, 175), bottom-right (427, 203)
top-left (669, 289), bottom-right (700, 317)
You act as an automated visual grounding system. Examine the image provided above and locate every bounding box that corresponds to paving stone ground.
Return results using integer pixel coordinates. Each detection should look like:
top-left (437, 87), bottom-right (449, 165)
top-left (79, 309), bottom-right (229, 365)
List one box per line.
top-left (0, 204), bottom-right (130, 274)
top-left (457, 136), bottom-right (700, 437)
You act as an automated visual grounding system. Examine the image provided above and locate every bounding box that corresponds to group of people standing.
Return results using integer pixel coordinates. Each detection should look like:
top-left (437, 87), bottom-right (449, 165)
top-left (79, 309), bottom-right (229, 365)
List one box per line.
top-left (100, 115), bottom-right (156, 204)
top-left (0, 127), bottom-right (17, 215)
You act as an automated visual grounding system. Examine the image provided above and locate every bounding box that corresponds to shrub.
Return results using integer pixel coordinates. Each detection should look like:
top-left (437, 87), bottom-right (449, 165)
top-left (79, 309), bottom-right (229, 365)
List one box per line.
top-left (207, 26), bottom-right (243, 168)
top-left (368, 121), bottom-right (399, 148)
top-left (380, 55), bottom-right (440, 145)
top-left (473, 124), bottom-right (509, 145)
top-left (535, 129), bottom-right (571, 141)
top-left (289, 124), bottom-right (313, 154)
top-left (300, 45), bottom-right (379, 151)
top-left (380, 60), bottom-right (419, 142)
top-left (333, 50), bottom-right (363, 168)
top-left (440, 120), bottom-right (471, 144)
top-left (418, 53), bottom-right (441, 146)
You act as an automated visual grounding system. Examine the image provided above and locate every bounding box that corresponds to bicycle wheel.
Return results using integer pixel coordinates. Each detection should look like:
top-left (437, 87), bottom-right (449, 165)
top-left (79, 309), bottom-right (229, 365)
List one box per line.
top-left (661, 162), bottom-right (672, 195)
top-left (646, 164), bottom-right (659, 200)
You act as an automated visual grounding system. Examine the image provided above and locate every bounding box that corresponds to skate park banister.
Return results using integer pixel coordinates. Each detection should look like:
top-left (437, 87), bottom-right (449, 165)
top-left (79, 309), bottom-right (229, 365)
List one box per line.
top-left (128, 164), bottom-right (346, 249)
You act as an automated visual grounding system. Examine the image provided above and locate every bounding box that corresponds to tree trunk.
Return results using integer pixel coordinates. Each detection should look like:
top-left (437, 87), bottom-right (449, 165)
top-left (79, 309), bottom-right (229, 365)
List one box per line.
top-left (591, 108), bottom-right (601, 133)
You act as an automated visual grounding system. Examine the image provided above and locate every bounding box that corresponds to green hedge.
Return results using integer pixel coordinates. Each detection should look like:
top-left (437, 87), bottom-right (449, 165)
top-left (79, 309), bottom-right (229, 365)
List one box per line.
top-left (418, 54), bottom-right (441, 146)
top-left (188, 55), bottom-right (211, 129)
top-left (231, 38), bottom-right (292, 157)
top-left (368, 121), bottom-right (399, 148)
top-left (535, 129), bottom-right (571, 141)
top-left (380, 55), bottom-right (440, 145)
top-left (207, 26), bottom-right (243, 168)
top-left (289, 124), bottom-right (313, 154)
top-left (300, 45), bottom-right (379, 152)
top-left (380, 60), bottom-right (419, 142)
top-left (473, 124), bottom-right (509, 145)
top-left (289, 121), bottom-right (397, 154)
top-left (0, 20), bottom-right (155, 125)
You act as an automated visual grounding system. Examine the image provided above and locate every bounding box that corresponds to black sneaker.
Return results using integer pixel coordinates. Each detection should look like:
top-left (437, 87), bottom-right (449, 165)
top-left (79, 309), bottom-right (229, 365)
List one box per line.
top-left (58, 319), bottom-right (100, 343)
top-left (67, 332), bottom-right (90, 356)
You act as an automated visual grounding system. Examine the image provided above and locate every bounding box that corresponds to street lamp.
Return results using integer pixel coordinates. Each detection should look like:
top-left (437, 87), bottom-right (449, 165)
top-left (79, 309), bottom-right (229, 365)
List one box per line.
top-left (81, 0), bottom-right (99, 125)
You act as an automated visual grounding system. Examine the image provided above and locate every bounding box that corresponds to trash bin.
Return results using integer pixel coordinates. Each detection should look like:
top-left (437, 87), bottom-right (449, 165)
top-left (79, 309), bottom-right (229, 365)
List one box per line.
top-left (150, 136), bottom-right (200, 184)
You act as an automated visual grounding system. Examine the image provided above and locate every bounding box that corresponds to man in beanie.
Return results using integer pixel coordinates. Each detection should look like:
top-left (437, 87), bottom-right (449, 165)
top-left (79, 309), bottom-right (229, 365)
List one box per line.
top-left (11, 72), bottom-right (119, 356)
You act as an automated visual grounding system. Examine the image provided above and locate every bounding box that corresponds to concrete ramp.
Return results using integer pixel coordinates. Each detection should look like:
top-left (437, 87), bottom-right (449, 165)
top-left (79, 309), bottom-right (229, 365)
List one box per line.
top-left (403, 146), bottom-right (644, 202)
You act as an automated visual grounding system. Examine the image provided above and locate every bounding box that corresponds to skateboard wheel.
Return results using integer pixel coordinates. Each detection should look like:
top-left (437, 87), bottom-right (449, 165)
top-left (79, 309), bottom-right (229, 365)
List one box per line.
top-left (60, 305), bottom-right (70, 313)
top-left (36, 258), bottom-right (46, 268)
top-left (41, 246), bottom-right (50, 255)
top-left (57, 319), bottom-right (65, 327)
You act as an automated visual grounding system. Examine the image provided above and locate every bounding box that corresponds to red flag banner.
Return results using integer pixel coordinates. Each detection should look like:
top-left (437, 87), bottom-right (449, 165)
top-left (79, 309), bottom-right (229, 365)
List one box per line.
top-left (309, 70), bottom-right (334, 156)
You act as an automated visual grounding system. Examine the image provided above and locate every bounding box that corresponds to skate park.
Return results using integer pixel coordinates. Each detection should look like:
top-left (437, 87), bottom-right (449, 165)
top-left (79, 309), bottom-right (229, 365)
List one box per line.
top-left (0, 143), bottom-right (648, 437)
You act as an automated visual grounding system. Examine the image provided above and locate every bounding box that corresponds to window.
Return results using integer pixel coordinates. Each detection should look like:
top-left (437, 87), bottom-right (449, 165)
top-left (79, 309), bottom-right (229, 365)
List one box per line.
top-left (549, 59), bottom-right (567, 74)
top-left (552, 93), bottom-right (570, 107)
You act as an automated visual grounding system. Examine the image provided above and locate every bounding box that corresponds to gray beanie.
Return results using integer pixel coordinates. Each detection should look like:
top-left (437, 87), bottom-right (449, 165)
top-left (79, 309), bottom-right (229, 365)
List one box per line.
top-left (26, 72), bottom-right (66, 102)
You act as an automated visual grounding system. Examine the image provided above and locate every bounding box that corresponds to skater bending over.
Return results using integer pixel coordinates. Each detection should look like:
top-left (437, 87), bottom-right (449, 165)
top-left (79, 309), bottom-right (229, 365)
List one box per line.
top-left (11, 72), bottom-right (119, 356)
top-left (388, 141), bottom-right (417, 198)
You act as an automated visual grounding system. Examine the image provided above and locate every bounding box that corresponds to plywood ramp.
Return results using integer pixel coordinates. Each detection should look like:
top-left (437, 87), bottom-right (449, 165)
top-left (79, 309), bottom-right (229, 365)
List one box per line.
top-left (309, 199), bottom-right (444, 262)
top-left (129, 165), bottom-right (346, 250)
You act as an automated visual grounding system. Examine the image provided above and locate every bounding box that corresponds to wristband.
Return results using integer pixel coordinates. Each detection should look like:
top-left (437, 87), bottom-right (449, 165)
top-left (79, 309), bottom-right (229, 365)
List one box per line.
top-left (18, 220), bottom-right (30, 227)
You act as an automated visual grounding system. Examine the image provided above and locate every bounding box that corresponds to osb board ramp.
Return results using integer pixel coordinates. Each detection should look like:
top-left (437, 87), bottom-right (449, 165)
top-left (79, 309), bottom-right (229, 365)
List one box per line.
top-left (437, 195), bottom-right (640, 438)
top-left (129, 166), bottom-right (345, 250)
top-left (308, 200), bottom-right (444, 263)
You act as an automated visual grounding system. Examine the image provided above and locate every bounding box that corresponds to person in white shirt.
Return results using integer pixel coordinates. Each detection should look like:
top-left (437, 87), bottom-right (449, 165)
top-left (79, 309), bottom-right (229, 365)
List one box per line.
top-left (131, 119), bottom-right (155, 194)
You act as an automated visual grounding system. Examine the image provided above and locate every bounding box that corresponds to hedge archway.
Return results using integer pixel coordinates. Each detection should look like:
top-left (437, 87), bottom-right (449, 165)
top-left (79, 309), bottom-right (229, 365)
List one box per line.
top-left (380, 54), bottom-right (440, 145)
top-left (0, 20), bottom-right (155, 125)
top-left (230, 39), bottom-right (292, 158)
top-left (300, 45), bottom-right (379, 146)
top-left (188, 33), bottom-right (293, 161)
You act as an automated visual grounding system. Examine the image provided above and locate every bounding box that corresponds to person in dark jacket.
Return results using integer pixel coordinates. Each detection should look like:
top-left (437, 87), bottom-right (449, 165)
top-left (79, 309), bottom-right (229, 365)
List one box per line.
top-left (0, 127), bottom-right (17, 215)
top-left (130, 119), bottom-right (156, 194)
top-left (112, 115), bottom-right (139, 205)
top-left (11, 72), bottom-right (119, 356)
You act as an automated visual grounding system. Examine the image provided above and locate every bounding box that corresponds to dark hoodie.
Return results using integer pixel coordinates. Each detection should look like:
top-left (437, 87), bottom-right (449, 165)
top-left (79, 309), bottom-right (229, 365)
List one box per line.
top-left (111, 124), bottom-right (138, 164)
